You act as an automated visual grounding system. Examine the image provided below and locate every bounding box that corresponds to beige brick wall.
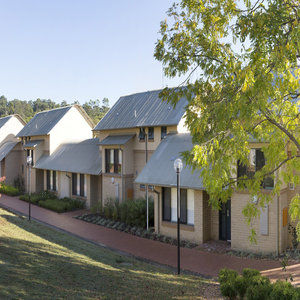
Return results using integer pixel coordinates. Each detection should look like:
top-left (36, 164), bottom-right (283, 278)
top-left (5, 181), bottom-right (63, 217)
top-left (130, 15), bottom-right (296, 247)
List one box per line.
top-left (3, 147), bottom-right (23, 186)
top-left (231, 192), bottom-right (278, 254)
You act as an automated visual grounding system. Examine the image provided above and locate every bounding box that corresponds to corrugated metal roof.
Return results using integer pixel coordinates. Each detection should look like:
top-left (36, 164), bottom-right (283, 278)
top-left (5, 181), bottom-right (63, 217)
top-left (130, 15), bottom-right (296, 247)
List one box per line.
top-left (99, 134), bottom-right (135, 145)
top-left (0, 116), bottom-right (13, 129)
top-left (35, 138), bottom-right (102, 175)
top-left (94, 89), bottom-right (187, 130)
top-left (135, 133), bottom-right (203, 190)
top-left (23, 140), bottom-right (43, 148)
top-left (17, 106), bottom-right (72, 137)
top-left (0, 141), bottom-right (19, 161)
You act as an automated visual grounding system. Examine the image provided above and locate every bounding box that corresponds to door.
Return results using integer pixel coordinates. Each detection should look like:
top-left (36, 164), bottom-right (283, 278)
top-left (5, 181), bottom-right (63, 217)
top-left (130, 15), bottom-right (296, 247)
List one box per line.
top-left (219, 199), bottom-right (231, 241)
top-left (60, 172), bottom-right (70, 198)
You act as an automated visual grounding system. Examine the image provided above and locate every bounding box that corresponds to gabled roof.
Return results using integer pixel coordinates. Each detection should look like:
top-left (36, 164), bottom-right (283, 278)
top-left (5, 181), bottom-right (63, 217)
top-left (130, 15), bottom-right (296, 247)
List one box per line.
top-left (94, 89), bottom-right (188, 131)
top-left (135, 133), bottom-right (203, 190)
top-left (0, 114), bottom-right (26, 129)
top-left (0, 141), bottom-right (19, 161)
top-left (16, 105), bottom-right (94, 138)
top-left (35, 138), bottom-right (101, 175)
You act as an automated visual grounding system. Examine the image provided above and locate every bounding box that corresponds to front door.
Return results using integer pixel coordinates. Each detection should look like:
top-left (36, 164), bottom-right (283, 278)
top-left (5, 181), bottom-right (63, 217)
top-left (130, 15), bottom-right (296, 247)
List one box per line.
top-left (219, 200), bottom-right (231, 241)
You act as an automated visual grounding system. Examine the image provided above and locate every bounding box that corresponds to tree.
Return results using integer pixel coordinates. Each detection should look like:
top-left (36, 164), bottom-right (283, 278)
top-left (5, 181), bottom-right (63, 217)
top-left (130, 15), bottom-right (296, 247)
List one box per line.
top-left (155, 0), bottom-right (299, 241)
top-left (82, 98), bottom-right (110, 124)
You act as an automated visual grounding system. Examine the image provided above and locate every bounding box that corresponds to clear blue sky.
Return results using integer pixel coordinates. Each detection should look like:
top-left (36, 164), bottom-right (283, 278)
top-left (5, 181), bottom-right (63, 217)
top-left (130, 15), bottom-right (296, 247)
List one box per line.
top-left (0, 0), bottom-right (182, 106)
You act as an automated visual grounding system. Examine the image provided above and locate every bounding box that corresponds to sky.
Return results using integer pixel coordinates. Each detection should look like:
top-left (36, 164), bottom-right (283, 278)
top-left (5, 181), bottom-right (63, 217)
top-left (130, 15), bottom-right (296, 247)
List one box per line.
top-left (0, 0), bottom-right (183, 106)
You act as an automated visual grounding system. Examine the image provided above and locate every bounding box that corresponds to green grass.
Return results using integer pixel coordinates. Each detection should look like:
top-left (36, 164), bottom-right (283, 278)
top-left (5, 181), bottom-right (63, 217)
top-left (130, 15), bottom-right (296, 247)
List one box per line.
top-left (0, 208), bottom-right (221, 299)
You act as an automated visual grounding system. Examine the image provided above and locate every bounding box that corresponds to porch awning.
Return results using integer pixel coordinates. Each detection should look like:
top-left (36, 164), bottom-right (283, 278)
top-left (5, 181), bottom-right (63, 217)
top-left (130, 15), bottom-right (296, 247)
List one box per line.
top-left (99, 134), bottom-right (135, 146)
top-left (23, 140), bottom-right (43, 148)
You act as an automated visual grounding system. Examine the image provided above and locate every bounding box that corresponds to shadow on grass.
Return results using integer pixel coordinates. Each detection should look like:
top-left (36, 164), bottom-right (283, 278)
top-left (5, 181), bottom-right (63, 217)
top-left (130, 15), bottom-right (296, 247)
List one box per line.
top-left (0, 212), bottom-right (221, 299)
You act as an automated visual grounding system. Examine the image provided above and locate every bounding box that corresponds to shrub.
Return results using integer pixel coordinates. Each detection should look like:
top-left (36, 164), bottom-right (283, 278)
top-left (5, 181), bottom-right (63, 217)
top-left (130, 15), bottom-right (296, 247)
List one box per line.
top-left (219, 268), bottom-right (299, 300)
top-left (103, 197), bottom-right (154, 229)
top-left (245, 276), bottom-right (272, 300)
top-left (218, 268), bottom-right (238, 299)
top-left (39, 198), bottom-right (84, 213)
top-left (269, 281), bottom-right (298, 300)
top-left (0, 184), bottom-right (21, 196)
top-left (19, 191), bottom-right (85, 213)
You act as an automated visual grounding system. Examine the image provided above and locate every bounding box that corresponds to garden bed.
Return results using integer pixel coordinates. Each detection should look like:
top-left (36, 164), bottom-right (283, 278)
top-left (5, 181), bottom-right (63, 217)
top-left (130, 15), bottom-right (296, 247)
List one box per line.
top-left (19, 191), bottom-right (85, 213)
top-left (75, 213), bottom-right (198, 249)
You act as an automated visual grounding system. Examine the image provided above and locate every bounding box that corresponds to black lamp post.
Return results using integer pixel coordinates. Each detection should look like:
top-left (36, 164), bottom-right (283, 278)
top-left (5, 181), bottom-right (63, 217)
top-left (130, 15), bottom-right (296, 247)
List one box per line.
top-left (174, 158), bottom-right (183, 275)
top-left (27, 155), bottom-right (32, 221)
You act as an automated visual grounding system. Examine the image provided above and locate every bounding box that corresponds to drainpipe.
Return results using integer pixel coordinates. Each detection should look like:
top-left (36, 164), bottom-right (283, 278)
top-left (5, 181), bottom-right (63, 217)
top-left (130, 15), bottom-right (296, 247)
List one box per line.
top-left (120, 146), bottom-right (124, 202)
top-left (154, 189), bottom-right (160, 234)
top-left (145, 128), bottom-right (149, 230)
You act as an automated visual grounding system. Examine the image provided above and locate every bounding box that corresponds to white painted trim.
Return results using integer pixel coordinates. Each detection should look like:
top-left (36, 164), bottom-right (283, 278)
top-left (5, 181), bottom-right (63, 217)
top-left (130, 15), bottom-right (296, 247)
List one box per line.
top-left (187, 189), bottom-right (194, 225)
top-left (171, 188), bottom-right (177, 222)
top-left (84, 174), bottom-right (87, 197)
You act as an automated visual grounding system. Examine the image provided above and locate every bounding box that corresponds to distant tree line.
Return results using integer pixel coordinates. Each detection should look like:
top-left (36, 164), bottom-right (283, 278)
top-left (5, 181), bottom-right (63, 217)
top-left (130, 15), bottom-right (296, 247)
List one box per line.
top-left (0, 96), bottom-right (110, 125)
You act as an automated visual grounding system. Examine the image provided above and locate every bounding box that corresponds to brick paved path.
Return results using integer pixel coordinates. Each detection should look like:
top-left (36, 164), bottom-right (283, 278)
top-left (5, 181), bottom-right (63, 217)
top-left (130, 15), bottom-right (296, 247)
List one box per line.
top-left (0, 195), bottom-right (298, 284)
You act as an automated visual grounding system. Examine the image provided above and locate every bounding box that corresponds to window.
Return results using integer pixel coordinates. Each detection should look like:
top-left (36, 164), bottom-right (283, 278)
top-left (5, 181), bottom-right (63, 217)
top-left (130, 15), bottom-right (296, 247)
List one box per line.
top-left (80, 174), bottom-right (85, 197)
top-left (237, 149), bottom-right (274, 189)
top-left (105, 149), bottom-right (122, 174)
top-left (26, 149), bottom-right (34, 166)
top-left (180, 189), bottom-right (187, 224)
top-left (148, 127), bottom-right (154, 140)
top-left (72, 173), bottom-right (77, 195)
top-left (53, 171), bottom-right (57, 191)
top-left (161, 126), bottom-right (167, 139)
top-left (162, 187), bottom-right (171, 221)
top-left (46, 170), bottom-right (51, 190)
top-left (139, 128), bottom-right (146, 141)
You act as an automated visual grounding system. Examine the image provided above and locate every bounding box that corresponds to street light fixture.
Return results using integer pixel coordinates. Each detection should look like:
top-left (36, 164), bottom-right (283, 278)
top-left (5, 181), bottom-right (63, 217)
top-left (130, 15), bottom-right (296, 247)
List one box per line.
top-left (174, 158), bottom-right (183, 275)
top-left (27, 155), bottom-right (32, 221)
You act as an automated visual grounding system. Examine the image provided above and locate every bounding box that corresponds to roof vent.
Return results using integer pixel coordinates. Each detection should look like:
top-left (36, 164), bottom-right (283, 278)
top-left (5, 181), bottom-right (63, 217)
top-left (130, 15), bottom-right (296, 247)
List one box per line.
top-left (134, 110), bottom-right (137, 118)
top-left (168, 106), bottom-right (171, 110)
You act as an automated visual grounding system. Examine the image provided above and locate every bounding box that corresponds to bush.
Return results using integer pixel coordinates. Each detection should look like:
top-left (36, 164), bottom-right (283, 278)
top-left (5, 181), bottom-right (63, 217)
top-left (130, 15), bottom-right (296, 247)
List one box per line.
top-left (0, 184), bottom-right (21, 196)
top-left (269, 281), bottom-right (299, 300)
top-left (39, 198), bottom-right (85, 213)
top-left (219, 268), bottom-right (298, 300)
top-left (19, 191), bottom-right (85, 213)
top-left (103, 197), bottom-right (154, 229)
top-left (245, 276), bottom-right (272, 300)
top-left (219, 268), bottom-right (238, 299)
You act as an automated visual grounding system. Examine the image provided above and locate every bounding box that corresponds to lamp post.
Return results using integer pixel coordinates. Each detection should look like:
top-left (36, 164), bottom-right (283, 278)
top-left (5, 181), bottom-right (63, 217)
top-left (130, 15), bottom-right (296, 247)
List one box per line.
top-left (27, 155), bottom-right (32, 221)
top-left (174, 158), bottom-right (183, 275)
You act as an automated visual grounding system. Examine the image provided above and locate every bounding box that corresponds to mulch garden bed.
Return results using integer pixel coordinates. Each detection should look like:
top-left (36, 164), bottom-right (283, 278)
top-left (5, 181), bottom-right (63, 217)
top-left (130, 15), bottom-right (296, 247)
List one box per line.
top-left (75, 213), bottom-right (198, 249)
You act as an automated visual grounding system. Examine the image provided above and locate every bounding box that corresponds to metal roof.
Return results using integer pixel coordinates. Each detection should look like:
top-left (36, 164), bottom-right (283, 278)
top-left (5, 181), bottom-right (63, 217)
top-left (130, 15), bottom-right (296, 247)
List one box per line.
top-left (0, 141), bottom-right (19, 161)
top-left (0, 116), bottom-right (13, 129)
top-left (99, 134), bottom-right (135, 145)
top-left (17, 106), bottom-right (72, 137)
top-left (23, 140), bottom-right (43, 148)
top-left (135, 133), bottom-right (203, 190)
top-left (35, 138), bottom-right (102, 175)
top-left (94, 89), bottom-right (188, 130)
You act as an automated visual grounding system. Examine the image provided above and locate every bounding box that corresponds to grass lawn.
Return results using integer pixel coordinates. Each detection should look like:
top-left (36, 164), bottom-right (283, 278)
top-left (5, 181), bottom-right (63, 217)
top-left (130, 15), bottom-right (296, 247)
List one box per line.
top-left (0, 208), bottom-right (221, 299)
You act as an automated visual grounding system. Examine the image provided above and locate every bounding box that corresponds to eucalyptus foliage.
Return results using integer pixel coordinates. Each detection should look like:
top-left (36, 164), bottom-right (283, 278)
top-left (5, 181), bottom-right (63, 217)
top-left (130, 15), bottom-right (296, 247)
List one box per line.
top-left (155, 0), bottom-right (299, 241)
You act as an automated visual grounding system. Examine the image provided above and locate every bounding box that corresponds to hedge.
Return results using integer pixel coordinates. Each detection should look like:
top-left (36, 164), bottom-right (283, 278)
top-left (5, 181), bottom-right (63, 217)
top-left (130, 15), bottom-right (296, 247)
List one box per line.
top-left (19, 191), bottom-right (85, 213)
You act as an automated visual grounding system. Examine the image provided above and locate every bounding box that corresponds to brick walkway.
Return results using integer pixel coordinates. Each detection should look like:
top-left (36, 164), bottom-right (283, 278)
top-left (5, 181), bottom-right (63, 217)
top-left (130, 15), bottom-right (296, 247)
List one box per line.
top-left (0, 195), bottom-right (299, 284)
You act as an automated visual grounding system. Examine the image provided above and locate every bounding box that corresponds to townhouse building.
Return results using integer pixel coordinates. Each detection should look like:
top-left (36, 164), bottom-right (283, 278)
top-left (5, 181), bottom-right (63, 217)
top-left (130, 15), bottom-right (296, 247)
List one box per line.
top-left (136, 133), bottom-right (299, 254)
top-left (0, 115), bottom-right (26, 185)
top-left (17, 105), bottom-right (95, 203)
top-left (92, 89), bottom-right (188, 203)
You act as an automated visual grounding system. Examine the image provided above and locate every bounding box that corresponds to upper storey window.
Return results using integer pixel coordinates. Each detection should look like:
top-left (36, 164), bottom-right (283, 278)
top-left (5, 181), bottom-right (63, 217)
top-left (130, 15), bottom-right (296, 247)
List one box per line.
top-left (237, 149), bottom-right (274, 189)
top-left (148, 127), bottom-right (154, 141)
top-left (105, 149), bottom-right (122, 174)
top-left (139, 128), bottom-right (146, 141)
top-left (161, 126), bottom-right (167, 139)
